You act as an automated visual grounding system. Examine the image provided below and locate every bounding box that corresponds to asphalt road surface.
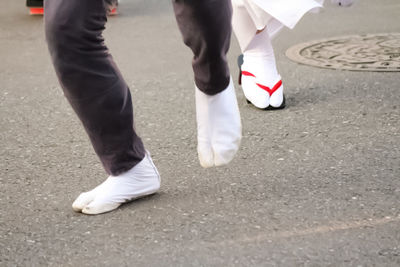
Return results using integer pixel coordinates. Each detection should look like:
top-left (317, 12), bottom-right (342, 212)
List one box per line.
top-left (1, 0), bottom-right (399, 266)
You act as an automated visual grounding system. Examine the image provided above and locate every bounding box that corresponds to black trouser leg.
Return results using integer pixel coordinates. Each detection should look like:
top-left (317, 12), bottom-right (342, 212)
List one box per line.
top-left (172, 0), bottom-right (233, 95)
top-left (44, 0), bottom-right (145, 176)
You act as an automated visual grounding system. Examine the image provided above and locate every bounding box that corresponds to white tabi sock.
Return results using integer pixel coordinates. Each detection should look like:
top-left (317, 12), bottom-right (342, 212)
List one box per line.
top-left (196, 78), bottom-right (242, 168)
top-left (241, 29), bottom-right (284, 109)
top-left (72, 151), bottom-right (160, 215)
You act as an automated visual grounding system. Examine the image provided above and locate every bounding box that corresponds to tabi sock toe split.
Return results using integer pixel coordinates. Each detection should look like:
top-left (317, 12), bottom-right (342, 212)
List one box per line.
top-left (196, 78), bottom-right (242, 168)
top-left (241, 29), bottom-right (284, 109)
top-left (72, 151), bottom-right (160, 215)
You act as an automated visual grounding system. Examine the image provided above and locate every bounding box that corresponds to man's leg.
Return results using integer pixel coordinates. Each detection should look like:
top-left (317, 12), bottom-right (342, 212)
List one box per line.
top-left (45, 0), bottom-right (144, 175)
top-left (173, 0), bottom-right (242, 167)
top-left (45, 0), bottom-right (160, 214)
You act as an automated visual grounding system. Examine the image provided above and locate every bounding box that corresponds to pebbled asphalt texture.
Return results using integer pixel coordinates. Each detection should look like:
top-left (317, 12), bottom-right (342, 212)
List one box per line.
top-left (0, 0), bottom-right (399, 266)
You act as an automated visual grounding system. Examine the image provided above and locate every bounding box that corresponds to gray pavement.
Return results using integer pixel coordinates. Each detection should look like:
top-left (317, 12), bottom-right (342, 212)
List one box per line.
top-left (1, 0), bottom-right (399, 266)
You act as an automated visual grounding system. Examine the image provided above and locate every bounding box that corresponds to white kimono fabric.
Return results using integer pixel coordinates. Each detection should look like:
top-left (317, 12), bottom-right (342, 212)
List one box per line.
top-left (232, 0), bottom-right (324, 50)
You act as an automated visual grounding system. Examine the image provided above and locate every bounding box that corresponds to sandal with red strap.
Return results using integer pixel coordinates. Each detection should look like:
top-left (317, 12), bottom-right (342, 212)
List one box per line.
top-left (238, 54), bottom-right (286, 110)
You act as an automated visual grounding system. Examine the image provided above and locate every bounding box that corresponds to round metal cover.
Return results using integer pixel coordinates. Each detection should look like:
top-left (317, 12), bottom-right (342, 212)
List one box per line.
top-left (285, 33), bottom-right (400, 72)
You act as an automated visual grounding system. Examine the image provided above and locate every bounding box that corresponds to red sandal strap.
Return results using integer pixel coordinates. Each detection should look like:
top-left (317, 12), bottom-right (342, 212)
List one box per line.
top-left (241, 71), bottom-right (256, 77)
top-left (256, 80), bottom-right (282, 97)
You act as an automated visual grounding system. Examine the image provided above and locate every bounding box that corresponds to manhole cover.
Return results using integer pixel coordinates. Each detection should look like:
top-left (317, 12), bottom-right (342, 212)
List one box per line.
top-left (286, 33), bottom-right (400, 72)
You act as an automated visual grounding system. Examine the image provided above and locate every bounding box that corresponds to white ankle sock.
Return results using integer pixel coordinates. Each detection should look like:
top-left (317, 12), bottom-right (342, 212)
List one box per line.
top-left (196, 78), bottom-right (242, 168)
top-left (72, 151), bottom-right (160, 215)
top-left (241, 29), bottom-right (284, 108)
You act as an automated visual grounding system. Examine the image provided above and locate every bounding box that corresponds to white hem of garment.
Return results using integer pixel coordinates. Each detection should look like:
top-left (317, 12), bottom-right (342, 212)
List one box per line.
top-left (232, 0), bottom-right (324, 50)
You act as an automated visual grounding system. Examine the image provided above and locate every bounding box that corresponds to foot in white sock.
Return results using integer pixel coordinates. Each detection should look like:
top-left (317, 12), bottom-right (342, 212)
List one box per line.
top-left (196, 78), bottom-right (242, 168)
top-left (240, 29), bottom-right (285, 109)
top-left (72, 151), bottom-right (160, 215)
